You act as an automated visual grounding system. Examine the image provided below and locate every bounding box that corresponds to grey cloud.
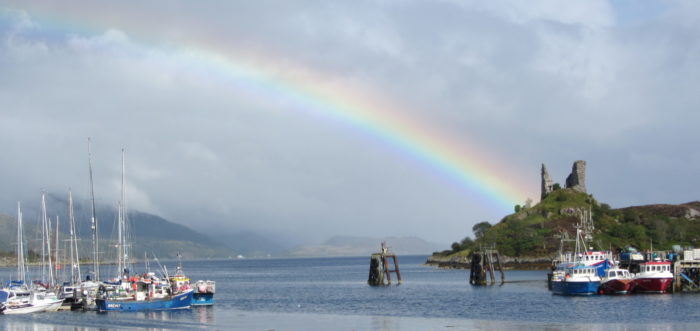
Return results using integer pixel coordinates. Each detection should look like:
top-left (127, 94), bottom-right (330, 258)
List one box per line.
top-left (0, 1), bottom-right (698, 246)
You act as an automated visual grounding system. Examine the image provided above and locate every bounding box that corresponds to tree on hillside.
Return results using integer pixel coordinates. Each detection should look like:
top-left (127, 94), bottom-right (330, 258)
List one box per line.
top-left (473, 221), bottom-right (492, 240)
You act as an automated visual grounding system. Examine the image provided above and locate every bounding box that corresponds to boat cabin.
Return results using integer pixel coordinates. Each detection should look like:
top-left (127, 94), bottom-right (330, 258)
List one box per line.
top-left (639, 262), bottom-right (672, 274)
top-left (566, 265), bottom-right (599, 279)
top-left (579, 251), bottom-right (610, 264)
top-left (604, 268), bottom-right (632, 280)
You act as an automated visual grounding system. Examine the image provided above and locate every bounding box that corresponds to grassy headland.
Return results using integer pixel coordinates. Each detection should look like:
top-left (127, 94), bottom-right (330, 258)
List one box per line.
top-left (428, 188), bottom-right (700, 269)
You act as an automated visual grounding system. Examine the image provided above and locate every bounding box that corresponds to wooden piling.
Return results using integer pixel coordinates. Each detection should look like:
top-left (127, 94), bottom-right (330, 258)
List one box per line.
top-left (367, 243), bottom-right (402, 286)
top-left (368, 254), bottom-right (386, 286)
top-left (469, 249), bottom-right (505, 286)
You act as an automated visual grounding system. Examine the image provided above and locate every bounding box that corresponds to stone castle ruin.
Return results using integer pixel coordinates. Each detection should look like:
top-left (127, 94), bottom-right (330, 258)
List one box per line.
top-left (541, 160), bottom-right (587, 200)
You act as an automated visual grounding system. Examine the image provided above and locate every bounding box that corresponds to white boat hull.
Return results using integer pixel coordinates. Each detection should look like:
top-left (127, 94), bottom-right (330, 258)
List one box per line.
top-left (2, 303), bottom-right (50, 315)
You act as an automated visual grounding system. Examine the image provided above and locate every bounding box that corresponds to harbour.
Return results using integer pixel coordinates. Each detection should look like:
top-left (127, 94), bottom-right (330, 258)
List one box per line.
top-left (3, 256), bottom-right (700, 330)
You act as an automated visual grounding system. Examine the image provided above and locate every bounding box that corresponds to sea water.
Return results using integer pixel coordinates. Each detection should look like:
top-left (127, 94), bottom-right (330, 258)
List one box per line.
top-left (2, 255), bottom-right (700, 330)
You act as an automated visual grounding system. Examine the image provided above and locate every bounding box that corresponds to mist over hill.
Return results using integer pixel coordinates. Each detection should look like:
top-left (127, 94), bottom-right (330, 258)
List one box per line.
top-left (0, 194), bottom-right (235, 260)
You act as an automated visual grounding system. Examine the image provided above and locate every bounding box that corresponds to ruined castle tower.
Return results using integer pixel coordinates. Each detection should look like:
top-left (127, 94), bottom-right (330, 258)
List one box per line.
top-left (541, 164), bottom-right (554, 200)
top-left (565, 160), bottom-right (587, 193)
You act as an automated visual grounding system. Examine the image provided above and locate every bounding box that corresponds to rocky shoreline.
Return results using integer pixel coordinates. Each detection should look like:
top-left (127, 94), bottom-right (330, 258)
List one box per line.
top-left (425, 255), bottom-right (553, 270)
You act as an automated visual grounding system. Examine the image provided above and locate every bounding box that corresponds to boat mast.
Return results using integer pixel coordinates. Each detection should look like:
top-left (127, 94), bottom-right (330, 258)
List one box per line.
top-left (68, 190), bottom-right (81, 283)
top-left (116, 148), bottom-right (129, 279)
top-left (55, 215), bottom-right (60, 284)
top-left (88, 138), bottom-right (100, 281)
top-left (41, 191), bottom-right (55, 287)
top-left (16, 201), bottom-right (26, 283)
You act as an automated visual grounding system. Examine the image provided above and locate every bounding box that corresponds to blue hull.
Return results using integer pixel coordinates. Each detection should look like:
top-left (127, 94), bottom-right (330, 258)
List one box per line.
top-left (192, 293), bottom-right (214, 306)
top-left (551, 280), bottom-right (600, 296)
top-left (96, 291), bottom-right (193, 312)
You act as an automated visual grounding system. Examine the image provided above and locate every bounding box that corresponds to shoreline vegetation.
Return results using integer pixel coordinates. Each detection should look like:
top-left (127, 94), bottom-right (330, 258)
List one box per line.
top-left (428, 188), bottom-right (700, 268)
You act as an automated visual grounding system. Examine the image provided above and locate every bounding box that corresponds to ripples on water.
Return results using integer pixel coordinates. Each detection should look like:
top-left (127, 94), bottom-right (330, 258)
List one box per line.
top-left (2, 256), bottom-right (700, 330)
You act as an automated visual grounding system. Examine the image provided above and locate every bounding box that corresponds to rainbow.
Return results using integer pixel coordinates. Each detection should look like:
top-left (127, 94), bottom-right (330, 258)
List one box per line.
top-left (3, 6), bottom-right (535, 213)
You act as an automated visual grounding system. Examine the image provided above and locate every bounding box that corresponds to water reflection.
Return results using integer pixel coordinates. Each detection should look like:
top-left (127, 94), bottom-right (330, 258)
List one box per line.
top-left (193, 305), bottom-right (215, 324)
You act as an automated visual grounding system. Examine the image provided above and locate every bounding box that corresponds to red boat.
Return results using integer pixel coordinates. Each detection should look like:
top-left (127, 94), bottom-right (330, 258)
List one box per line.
top-left (633, 261), bottom-right (673, 293)
top-left (600, 267), bottom-right (634, 294)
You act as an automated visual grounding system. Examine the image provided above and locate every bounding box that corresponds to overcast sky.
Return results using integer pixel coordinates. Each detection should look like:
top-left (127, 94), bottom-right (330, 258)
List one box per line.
top-left (0, 0), bottom-right (698, 246)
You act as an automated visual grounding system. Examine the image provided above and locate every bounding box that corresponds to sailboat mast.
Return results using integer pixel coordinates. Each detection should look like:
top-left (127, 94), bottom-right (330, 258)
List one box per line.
top-left (47, 216), bottom-right (54, 286)
top-left (68, 190), bottom-right (81, 283)
top-left (17, 201), bottom-right (25, 283)
top-left (41, 192), bottom-right (55, 287)
top-left (88, 138), bottom-right (100, 281)
top-left (120, 148), bottom-right (128, 276)
top-left (55, 215), bottom-right (60, 284)
top-left (117, 200), bottom-right (122, 278)
top-left (41, 191), bottom-right (56, 286)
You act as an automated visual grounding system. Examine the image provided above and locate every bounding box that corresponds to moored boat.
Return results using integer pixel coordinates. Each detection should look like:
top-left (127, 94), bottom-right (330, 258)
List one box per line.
top-left (550, 263), bottom-right (601, 295)
top-left (0, 286), bottom-right (61, 315)
top-left (600, 267), bottom-right (634, 294)
top-left (30, 286), bottom-right (63, 312)
top-left (192, 280), bottom-right (215, 306)
top-left (633, 260), bottom-right (673, 294)
top-left (93, 149), bottom-right (196, 312)
top-left (0, 288), bottom-right (46, 315)
top-left (95, 274), bottom-right (193, 312)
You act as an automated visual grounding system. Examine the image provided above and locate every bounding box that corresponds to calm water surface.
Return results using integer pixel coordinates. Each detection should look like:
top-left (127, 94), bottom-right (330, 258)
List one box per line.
top-left (2, 255), bottom-right (700, 330)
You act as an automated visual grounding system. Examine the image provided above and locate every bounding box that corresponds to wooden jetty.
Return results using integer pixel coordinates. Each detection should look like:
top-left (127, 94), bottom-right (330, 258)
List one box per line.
top-left (469, 249), bottom-right (505, 286)
top-left (672, 251), bottom-right (700, 293)
top-left (367, 242), bottom-right (402, 286)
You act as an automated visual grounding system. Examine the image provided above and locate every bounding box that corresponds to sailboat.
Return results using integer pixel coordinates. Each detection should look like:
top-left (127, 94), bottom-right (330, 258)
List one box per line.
top-left (95, 149), bottom-right (193, 312)
top-left (74, 138), bottom-right (102, 311)
top-left (58, 190), bottom-right (83, 309)
top-left (0, 202), bottom-right (62, 314)
top-left (32, 192), bottom-right (64, 311)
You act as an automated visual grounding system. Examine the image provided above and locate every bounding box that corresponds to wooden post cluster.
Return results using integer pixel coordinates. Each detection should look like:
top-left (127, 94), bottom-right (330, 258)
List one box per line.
top-left (469, 249), bottom-right (505, 286)
top-left (368, 253), bottom-right (402, 286)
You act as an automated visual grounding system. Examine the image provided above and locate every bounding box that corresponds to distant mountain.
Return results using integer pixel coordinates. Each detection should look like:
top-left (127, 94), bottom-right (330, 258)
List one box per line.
top-left (285, 235), bottom-right (443, 257)
top-left (0, 195), bottom-right (236, 260)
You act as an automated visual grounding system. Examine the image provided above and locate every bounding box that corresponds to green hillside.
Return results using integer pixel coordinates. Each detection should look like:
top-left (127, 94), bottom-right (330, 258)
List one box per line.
top-left (0, 209), bottom-right (235, 265)
top-left (435, 188), bottom-right (700, 259)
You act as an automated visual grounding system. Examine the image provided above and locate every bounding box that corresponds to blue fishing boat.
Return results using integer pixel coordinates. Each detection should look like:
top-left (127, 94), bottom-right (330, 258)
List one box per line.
top-left (95, 150), bottom-right (194, 312)
top-left (550, 263), bottom-right (601, 295)
top-left (548, 223), bottom-right (606, 295)
top-left (96, 286), bottom-right (193, 312)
